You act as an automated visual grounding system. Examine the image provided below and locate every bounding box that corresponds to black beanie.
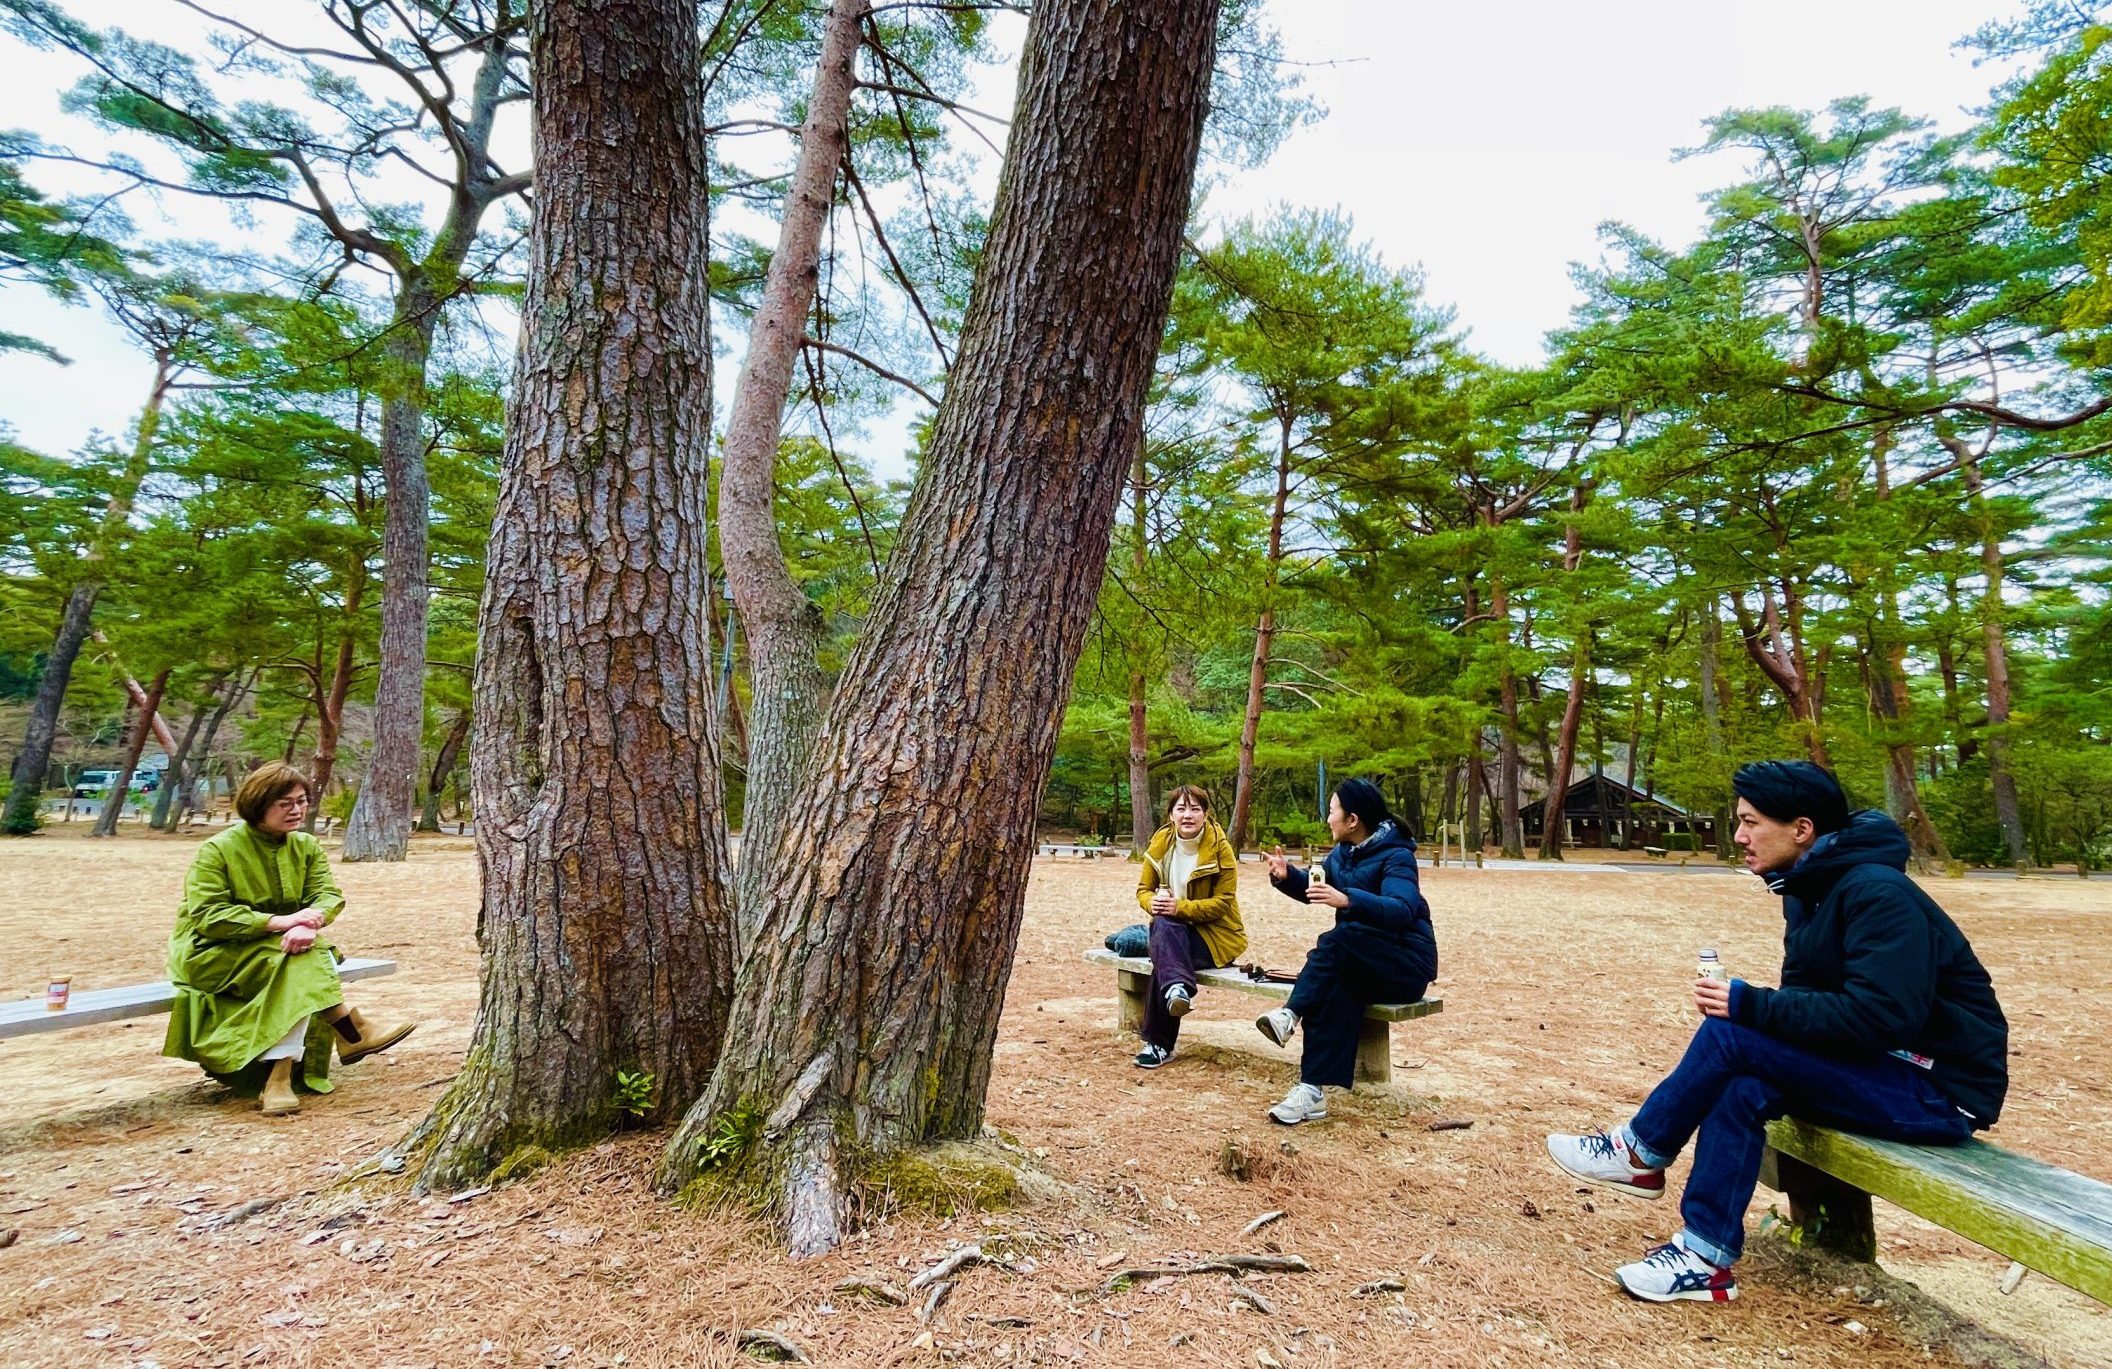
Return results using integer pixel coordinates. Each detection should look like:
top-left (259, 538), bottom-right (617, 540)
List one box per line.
top-left (1333, 777), bottom-right (1391, 835)
top-left (1731, 760), bottom-right (1850, 835)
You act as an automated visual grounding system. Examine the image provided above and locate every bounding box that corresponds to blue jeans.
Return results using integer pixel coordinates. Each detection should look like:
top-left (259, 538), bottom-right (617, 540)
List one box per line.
top-left (1624, 1017), bottom-right (1973, 1267)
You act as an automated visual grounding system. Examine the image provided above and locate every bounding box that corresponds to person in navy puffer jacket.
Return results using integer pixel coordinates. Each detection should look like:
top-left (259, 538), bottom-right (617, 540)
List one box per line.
top-left (1258, 778), bottom-right (1437, 1125)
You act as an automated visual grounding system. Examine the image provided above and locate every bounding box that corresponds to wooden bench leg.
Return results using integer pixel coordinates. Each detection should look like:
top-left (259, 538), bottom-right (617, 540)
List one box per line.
top-left (1758, 1147), bottom-right (1877, 1261)
top-left (1353, 1018), bottom-right (1392, 1086)
top-left (1115, 968), bottom-right (1149, 1035)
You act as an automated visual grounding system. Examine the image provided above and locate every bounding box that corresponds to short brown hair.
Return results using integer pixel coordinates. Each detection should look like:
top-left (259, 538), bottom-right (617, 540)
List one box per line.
top-left (1164, 785), bottom-right (1212, 819)
top-left (235, 762), bottom-right (313, 826)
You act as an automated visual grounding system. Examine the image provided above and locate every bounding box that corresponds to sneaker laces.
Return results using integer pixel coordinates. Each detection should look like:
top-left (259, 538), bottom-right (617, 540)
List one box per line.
top-left (1640, 1241), bottom-right (1696, 1271)
top-left (1578, 1128), bottom-right (1620, 1161)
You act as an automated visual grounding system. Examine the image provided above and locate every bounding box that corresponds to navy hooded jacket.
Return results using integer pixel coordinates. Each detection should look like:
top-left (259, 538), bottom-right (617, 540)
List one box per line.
top-left (1271, 820), bottom-right (1437, 964)
top-left (1728, 810), bottom-right (2009, 1126)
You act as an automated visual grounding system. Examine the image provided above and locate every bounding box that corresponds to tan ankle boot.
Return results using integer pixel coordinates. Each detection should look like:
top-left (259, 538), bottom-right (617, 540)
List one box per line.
top-left (333, 1006), bottom-right (417, 1065)
top-left (260, 1057), bottom-right (299, 1116)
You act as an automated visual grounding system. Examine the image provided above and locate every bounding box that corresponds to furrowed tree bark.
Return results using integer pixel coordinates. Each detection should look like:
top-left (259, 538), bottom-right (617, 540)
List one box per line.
top-left (659, 0), bottom-right (1217, 1254)
top-left (403, 0), bottom-right (738, 1190)
top-left (3, 351), bottom-right (176, 835)
top-left (343, 34), bottom-right (523, 864)
top-left (717, 0), bottom-right (868, 944)
top-left (1231, 415), bottom-right (1293, 849)
top-left (91, 667), bottom-right (169, 836)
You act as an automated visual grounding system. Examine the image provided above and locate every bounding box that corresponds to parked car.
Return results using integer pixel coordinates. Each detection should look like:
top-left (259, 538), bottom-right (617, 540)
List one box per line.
top-left (72, 769), bottom-right (120, 797)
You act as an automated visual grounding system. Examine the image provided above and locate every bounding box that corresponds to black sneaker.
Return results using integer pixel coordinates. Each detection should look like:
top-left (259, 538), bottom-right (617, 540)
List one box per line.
top-left (1134, 1043), bottom-right (1174, 1069)
top-left (1165, 984), bottom-right (1194, 1018)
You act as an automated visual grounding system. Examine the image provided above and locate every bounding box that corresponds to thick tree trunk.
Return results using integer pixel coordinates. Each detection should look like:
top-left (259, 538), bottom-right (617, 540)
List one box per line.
top-left (716, 0), bottom-right (867, 942)
top-left (342, 40), bottom-right (516, 863)
top-left (1230, 418), bottom-right (1292, 849)
top-left (3, 355), bottom-right (175, 835)
top-left (341, 303), bottom-right (436, 862)
top-left (91, 668), bottom-right (169, 836)
top-left (418, 708), bottom-right (472, 832)
top-left (659, 0), bottom-right (1216, 1254)
top-left (4, 584), bottom-right (99, 834)
top-left (404, 0), bottom-right (738, 1190)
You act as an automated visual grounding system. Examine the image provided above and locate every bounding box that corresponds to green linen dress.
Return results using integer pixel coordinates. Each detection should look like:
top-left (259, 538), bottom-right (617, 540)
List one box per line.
top-left (163, 823), bottom-right (348, 1093)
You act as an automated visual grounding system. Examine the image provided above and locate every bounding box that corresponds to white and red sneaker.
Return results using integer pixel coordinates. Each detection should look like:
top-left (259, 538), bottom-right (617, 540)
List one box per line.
top-left (1545, 1128), bottom-right (1666, 1199)
top-left (1613, 1237), bottom-right (1739, 1303)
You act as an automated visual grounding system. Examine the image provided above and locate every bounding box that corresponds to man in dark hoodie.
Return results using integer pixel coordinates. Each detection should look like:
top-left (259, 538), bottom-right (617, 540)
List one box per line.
top-left (1546, 760), bottom-right (2008, 1303)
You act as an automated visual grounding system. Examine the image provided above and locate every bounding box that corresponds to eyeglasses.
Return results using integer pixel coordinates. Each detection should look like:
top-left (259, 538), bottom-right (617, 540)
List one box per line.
top-left (271, 795), bottom-right (310, 811)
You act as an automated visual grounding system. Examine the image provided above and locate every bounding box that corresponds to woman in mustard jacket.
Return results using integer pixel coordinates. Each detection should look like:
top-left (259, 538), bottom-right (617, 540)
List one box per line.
top-left (164, 763), bottom-right (415, 1115)
top-left (1131, 785), bottom-right (1245, 1069)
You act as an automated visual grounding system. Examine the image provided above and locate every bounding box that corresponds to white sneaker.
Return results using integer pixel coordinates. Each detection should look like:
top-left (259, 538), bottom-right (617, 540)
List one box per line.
top-left (1546, 1128), bottom-right (1666, 1200)
top-left (1613, 1236), bottom-right (1738, 1302)
top-left (1268, 1082), bottom-right (1326, 1125)
top-left (1255, 1006), bottom-right (1298, 1047)
top-left (1166, 984), bottom-right (1194, 1018)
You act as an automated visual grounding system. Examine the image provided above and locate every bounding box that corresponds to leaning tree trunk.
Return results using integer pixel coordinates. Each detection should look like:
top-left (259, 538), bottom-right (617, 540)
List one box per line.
top-left (91, 668), bottom-right (170, 836)
top-left (717, 0), bottom-right (868, 944)
top-left (307, 569), bottom-right (366, 832)
top-left (151, 674), bottom-right (224, 830)
top-left (659, 0), bottom-right (1218, 1254)
top-left (1230, 418), bottom-right (1293, 848)
top-left (402, 0), bottom-right (739, 1190)
top-left (3, 355), bottom-right (175, 835)
top-left (418, 708), bottom-right (471, 832)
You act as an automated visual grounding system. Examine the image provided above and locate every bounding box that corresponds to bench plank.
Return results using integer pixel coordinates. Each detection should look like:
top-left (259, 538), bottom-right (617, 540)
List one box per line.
top-left (1765, 1118), bottom-right (2112, 1305)
top-left (1084, 949), bottom-right (1442, 1020)
top-left (0, 957), bottom-right (399, 1042)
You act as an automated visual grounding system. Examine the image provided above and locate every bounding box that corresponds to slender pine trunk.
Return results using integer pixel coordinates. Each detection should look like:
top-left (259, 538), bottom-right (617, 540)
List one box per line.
top-left (91, 668), bottom-right (169, 836)
top-left (1231, 416), bottom-right (1292, 849)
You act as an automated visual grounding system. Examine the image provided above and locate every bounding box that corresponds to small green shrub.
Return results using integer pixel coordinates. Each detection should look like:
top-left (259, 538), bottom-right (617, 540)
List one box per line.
top-left (612, 1068), bottom-right (656, 1121)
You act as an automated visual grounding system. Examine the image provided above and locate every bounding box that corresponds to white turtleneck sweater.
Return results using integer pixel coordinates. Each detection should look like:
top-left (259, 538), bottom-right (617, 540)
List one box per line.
top-left (1165, 832), bottom-right (1202, 899)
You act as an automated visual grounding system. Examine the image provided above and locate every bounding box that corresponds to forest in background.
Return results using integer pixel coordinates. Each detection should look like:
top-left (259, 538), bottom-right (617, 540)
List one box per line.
top-left (3, 0), bottom-right (2110, 871)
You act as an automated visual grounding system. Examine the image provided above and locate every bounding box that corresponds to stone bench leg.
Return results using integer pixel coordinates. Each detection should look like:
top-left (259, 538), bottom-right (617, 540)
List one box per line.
top-left (1758, 1147), bottom-right (1877, 1261)
top-left (1354, 1018), bottom-right (1392, 1085)
top-left (1115, 968), bottom-right (1150, 1035)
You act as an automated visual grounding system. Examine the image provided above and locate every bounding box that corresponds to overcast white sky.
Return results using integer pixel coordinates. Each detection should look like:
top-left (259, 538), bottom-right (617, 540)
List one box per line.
top-left (0, 1), bottom-right (2030, 473)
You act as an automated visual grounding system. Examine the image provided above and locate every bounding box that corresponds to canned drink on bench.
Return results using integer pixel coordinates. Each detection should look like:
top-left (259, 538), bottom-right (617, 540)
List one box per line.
top-left (46, 975), bottom-right (72, 1011)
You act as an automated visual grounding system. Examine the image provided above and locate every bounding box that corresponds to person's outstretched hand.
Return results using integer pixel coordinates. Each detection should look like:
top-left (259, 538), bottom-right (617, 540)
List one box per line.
top-left (1265, 845), bottom-right (1289, 880)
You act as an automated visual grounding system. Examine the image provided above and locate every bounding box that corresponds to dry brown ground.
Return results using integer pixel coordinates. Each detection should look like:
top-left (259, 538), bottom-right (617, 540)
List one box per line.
top-left (0, 829), bottom-right (2107, 1369)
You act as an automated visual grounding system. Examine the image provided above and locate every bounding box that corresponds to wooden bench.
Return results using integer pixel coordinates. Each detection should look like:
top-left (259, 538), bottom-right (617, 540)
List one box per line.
top-left (1039, 843), bottom-right (1112, 859)
top-left (0, 957), bottom-right (398, 1041)
top-left (1759, 1118), bottom-right (2112, 1305)
top-left (1083, 948), bottom-right (1441, 1085)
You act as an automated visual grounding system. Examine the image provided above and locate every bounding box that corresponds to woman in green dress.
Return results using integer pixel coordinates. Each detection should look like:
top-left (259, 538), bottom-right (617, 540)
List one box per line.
top-left (164, 763), bottom-right (415, 1115)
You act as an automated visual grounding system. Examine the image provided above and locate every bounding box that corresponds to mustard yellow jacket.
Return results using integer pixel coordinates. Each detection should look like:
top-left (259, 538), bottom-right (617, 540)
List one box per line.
top-left (1135, 819), bottom-right (1246, 966)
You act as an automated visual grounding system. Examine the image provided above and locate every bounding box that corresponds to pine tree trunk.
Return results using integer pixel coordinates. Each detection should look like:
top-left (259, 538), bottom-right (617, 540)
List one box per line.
top-left (658, 0), bottom-right (1217, 1253)
top-left (1231, 418), bottom-right (1292, 849)
top-left (150, 677), bottom-right (223, 830)
top-left (181, 668), bottom-right (251, 820)
top-left (1486, 514), bottom-right (1524, 858)
top-left (341, 303), bottom-right (435, 862)
top-left (91, 668), bottom-right (169, 836)
top-left (717, 0), bottom-right (867, 943)
top-left (403, 0), bottom-right (738, 1190)
top-left (308, 571), bottom-right (366, 834)
top-left (3, 354), bottom-right (176, 835)
top-left (1127, 446), bottom-right (1154, 851)
top-left (1964, 467), bottom-right (2030, 869)
top-left (418, 708), bottom-right (471, 832)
